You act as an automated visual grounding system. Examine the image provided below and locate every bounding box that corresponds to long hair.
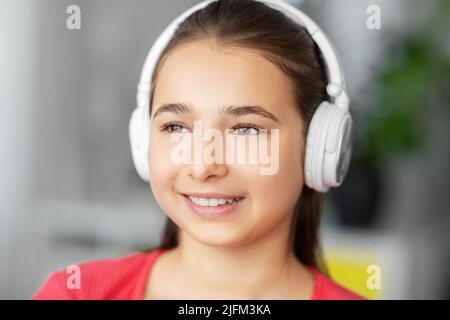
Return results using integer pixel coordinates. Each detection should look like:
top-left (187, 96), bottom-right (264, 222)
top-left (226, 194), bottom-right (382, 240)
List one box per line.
top-left (147, 0), bottom-right (328, 273)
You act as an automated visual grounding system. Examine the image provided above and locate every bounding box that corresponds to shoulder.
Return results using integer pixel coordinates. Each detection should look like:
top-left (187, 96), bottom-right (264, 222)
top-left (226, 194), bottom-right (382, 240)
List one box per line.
top-left (32, 249), bottom-right (163, 300)
top-left (310, 268), bottom-right (366, 300)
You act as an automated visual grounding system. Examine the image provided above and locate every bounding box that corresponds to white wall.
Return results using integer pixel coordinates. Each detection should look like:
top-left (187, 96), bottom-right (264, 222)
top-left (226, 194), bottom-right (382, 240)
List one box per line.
top-left (0, 0), bottom-right (39, 298)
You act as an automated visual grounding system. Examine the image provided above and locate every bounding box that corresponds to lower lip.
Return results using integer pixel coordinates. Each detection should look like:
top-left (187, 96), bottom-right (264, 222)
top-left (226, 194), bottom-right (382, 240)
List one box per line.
top-left (182, 195), bottom-right (244, 219)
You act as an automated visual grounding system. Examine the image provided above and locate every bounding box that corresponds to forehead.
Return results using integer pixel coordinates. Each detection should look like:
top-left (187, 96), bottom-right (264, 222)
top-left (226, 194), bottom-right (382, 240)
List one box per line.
top-left (152, 40), bottom-right (295, 114)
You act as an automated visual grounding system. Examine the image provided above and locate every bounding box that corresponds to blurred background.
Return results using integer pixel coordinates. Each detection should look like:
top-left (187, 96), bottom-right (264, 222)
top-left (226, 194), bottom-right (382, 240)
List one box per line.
top-left (0, 0), bottom-right (449, 299)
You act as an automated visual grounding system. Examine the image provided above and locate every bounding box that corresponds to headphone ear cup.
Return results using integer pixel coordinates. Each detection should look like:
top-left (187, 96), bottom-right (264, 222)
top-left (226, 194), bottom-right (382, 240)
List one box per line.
top-left (304, 101), bottom-right (331, 192)
top-left (129, 107), bottom-right (150, 182)
top-left (304, 101), bottom-right (352, 192)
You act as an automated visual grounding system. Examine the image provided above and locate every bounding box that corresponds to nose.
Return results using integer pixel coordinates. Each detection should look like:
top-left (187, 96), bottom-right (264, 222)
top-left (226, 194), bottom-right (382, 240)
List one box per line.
top-left (186, 120), bottom-right (230, 181)
top-left (189, 161), bottom-right (229, 182)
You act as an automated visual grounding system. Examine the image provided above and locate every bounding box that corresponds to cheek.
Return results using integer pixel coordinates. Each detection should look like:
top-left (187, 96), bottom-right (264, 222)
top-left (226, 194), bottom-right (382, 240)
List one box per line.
top-left (247, 132), bottom-right (304, 219)
top-left (148, 137), bottom-right (179, 205)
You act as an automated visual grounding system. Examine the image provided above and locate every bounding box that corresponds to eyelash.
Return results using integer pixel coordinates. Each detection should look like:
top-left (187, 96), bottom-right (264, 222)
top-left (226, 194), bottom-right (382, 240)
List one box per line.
top-left (231, 123), bottom-right (263, 135)
top-left (160, 123), bottom-right (190, 134)
top-left (160, 123), bottom-right (264, 135)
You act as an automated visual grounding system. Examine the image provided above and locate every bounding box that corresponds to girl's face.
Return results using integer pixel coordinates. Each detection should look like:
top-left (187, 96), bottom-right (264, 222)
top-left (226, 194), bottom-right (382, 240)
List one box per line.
top-left (149, 40), bottom-right (305, 247)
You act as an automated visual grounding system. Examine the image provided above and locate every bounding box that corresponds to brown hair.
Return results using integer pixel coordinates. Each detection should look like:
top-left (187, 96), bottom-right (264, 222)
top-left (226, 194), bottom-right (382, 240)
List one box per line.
top-left (147, 0), bottom-right (328, 273)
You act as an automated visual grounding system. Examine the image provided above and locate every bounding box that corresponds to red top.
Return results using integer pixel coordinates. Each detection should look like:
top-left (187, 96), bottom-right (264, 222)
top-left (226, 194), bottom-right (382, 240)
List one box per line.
top-left (32, 249), bottom-right (364, 300)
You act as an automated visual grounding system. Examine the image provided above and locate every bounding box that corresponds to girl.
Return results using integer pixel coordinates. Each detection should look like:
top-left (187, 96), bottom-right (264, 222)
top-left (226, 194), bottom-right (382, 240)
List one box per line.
top-left (33, 0), bottom-right (362, 300)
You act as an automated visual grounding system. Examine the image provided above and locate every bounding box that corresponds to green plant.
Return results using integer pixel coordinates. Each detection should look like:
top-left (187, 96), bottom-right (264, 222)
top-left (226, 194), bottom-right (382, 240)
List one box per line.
top-left (329, 0), bottom-right (450, 228)
top-left (356, 27), bottom-right (450, 169)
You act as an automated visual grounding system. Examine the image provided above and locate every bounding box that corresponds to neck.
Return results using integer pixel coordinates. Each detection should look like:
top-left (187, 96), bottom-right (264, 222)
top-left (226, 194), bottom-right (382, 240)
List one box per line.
top-left (169, 214), bottom-right (312, 299)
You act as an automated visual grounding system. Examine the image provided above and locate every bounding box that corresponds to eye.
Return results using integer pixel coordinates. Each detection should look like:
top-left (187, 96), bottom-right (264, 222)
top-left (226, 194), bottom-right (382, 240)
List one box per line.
top-left (161, 123), bottom-right (190, 134)
top-left (231, 125), bottom-right (262, 135)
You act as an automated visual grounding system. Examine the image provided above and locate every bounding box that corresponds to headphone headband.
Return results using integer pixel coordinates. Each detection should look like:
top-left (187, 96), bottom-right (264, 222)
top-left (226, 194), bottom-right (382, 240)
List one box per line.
top-left (136, 0), bottom-right (349, 118)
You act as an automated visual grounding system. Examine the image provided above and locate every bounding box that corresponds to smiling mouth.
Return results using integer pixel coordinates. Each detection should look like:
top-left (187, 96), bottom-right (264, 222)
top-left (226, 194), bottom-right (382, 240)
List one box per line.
top-left (181, 193), bottom-right (245, 218)
top-left (187, 196), bottom-right (240, 207)
top-left (181, 193), bottom-right (245, 207)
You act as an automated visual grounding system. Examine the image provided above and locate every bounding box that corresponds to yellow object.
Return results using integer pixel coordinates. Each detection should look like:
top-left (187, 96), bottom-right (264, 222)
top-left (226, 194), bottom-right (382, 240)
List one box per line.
top-left (323, 248), bottom-right (382, 300)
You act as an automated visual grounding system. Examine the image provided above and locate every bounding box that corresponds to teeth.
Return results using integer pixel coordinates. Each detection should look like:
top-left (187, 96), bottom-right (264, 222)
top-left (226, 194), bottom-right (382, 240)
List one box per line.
top-left (189, 196), bottom-right (239, 207)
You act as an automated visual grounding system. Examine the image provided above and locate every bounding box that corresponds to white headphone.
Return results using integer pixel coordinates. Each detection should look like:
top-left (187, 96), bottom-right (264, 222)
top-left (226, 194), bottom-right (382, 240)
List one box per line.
top-left (129, 0), bottom-right (353, 192)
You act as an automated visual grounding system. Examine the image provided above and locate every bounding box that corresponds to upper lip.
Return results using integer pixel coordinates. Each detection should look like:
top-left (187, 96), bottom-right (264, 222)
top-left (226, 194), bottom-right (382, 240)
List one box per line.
top-left (182, 192), bottom-right (244, 199)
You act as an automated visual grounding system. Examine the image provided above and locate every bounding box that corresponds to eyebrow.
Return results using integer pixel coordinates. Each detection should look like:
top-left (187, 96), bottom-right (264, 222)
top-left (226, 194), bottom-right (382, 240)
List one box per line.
top-left (153, 102), bottom-right (281, 123)
top-left (152, 102), bottom-right (191, 119)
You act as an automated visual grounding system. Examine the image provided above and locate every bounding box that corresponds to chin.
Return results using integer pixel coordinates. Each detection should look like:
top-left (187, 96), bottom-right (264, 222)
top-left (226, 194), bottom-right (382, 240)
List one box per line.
top-left (185, 223), bottom-right (251, 248)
